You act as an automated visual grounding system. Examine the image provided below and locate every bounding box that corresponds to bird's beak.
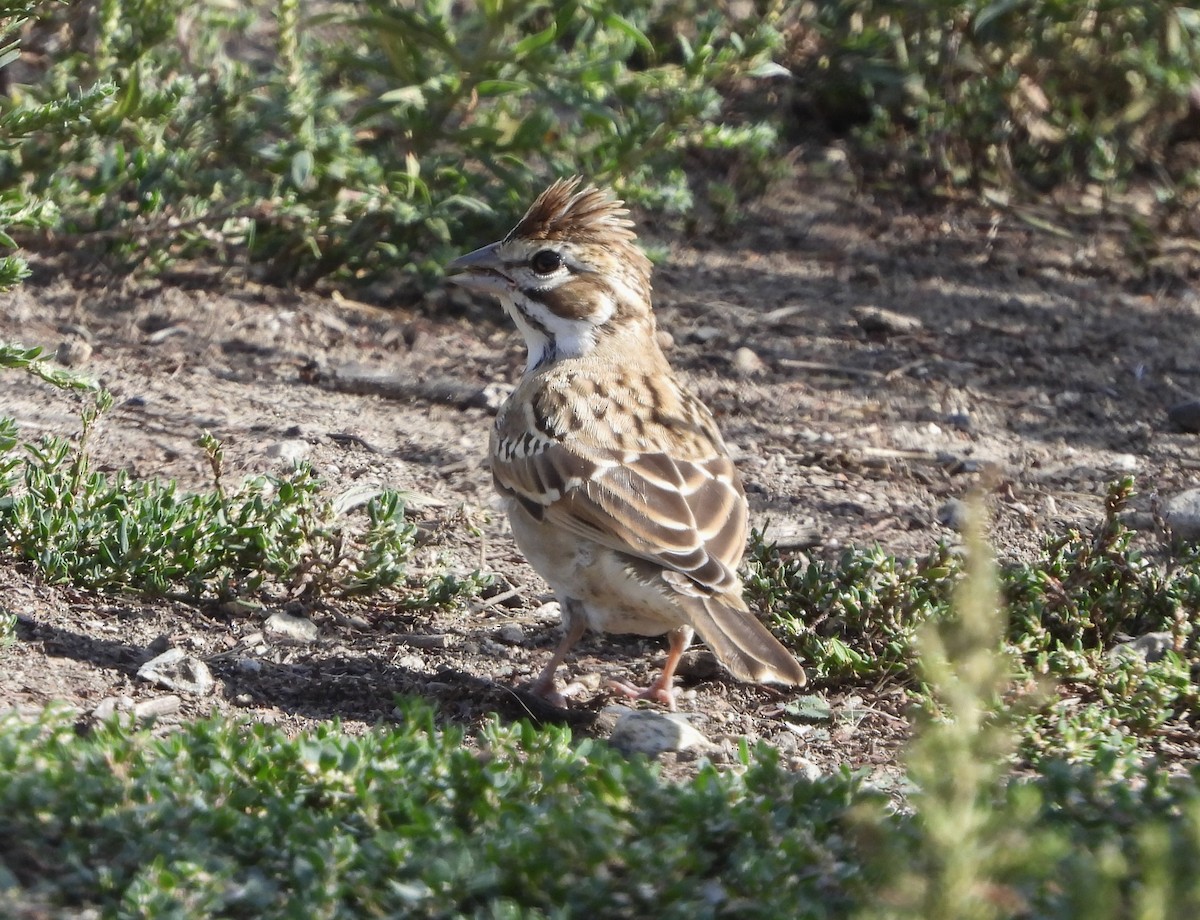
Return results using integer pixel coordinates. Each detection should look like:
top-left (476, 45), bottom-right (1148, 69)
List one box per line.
top-left (445, 242), bottom-right (513, 295)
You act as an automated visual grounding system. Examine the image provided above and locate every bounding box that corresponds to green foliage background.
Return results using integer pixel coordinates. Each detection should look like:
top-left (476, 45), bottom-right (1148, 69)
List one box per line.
top-left (2, 1), bottom-right (1196, 288)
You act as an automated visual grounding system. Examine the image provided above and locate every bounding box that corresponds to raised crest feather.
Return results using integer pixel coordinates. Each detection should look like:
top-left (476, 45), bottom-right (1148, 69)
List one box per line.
top-left (507, 177), bottom-right (638, 245)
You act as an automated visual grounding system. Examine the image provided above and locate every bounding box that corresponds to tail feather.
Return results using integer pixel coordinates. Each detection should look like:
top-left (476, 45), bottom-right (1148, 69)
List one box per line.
top-left (681, 593), bottom-right (806, 687)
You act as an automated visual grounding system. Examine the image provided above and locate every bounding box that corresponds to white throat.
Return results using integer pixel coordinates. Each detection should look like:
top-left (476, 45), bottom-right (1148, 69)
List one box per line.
top-left (501, 291), bottom-right (615, 372)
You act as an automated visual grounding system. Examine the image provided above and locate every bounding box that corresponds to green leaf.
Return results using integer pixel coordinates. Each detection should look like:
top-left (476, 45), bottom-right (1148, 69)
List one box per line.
top-left (749, 61), bottom-right (792, 80)
top-left (290, 150), bottom-right (315, 190)
top-left (512, 22), bottom-right (558, 58)
top-left (378, 86), bottom-right (426, 109)
top-left (603, 13), bottom-right (653, 57)
top-left (473, 79), bottom-right (529, 97)
top-left (785, 695), bottom-right (834, 722)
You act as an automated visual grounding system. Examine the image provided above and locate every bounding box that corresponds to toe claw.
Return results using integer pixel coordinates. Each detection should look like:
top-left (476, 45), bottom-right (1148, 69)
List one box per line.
top-left (607, 678), bottom-right (678, 710)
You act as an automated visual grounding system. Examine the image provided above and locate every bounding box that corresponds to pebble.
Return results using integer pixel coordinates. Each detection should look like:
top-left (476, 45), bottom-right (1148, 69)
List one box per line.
top-left (264, 611), bottom-right (320, 645)
top-left (607, 708), bottom-right (711, 758)
top-left (1165, 488), bottom-right (1200, 542)
top-left (497, 624), bottom-right (525, 645)
top-left (937, 498), bottom-right (968, 531)
top-left (55, 338), bottom-right (93, 367)
top-left (1109, 453), bottom-right (1138, 472)
top-left (689, 325), bottom-right (721, 344)
top-left (1167, 398), bottom-right (1200, 433)
top-left (1108, 632), bottom-right (1175, 663)
top-left (945, 411), bottom-right (972, 432)
top-left (674, 648), bottom-right (723, 681)
top-left (732, 346), bottom-right (766, 376)
top-left (137, 649), bottom-right (214, 696)
top-left (398, 633), bottom-right (450, 649)
top-left (394, 654), bottom-right (425, 672)
top-left (851, 305), bottom-right (924, 336)
top-left (266, 439), bottom-right (310, 466)
top-left (93, 694), bottom-right (182, 724)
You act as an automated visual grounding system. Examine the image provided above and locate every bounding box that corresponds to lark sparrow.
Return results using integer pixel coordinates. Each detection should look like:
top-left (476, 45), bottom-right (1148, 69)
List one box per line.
top-left (447, 177), bottom-right (806, 708)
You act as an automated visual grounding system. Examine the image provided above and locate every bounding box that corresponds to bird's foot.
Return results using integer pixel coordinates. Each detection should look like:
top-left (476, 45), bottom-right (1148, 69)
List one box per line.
top-left (607, 678), bottom-right (678, 711)
top-left (528, 677), bottom-right (588, 709)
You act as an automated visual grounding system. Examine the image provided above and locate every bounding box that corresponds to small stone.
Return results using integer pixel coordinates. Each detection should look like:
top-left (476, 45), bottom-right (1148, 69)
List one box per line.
top-left (133, 695), bottom-right (182, 721)
top-left (398, 633), bottom-right (450, 649)
top-left (732, 347), bottom-right (766, 376)
top-left (851, 305), bottom-right (924, 336)
top-left (690, 325), bottom-right (721, 344)
top-left (1165, 488), bottom-right (1200, 542)
top-left (945, 412), bottom-right (972, 432)
top-left (656, 330), bottom-right (675, 351)
top-left (1109, 453), bottom-right (1138, 472)
top-left (607, 708), bottom-right (711, 758)
top-left (532, 600), bottom-right (563, 621)
top-left (264, 611), bottom-right (320, 645)
top-left (55, 338), bottom-right (93, 367)
top-left (137, 649), bottom-right (214, 696)
top-left (789, 756), bottom-right (823, 783)
top-left (93, 694), bottom-right (181, 724)
top-left (674, 648), bottom-right (722, 681)
top-left (1167, 398), bottom-right (1200, 433)
top-left (937, 498), bottom-right (968, 531)
top-left (237, 657), bottom-right (263, 673)
top-left (945, 457), bottom-right (984, 475)
top-left (394, 654), bottom-right (425, 672)
top-left (92, 695), bottom-right (136, 722)
top-left (266, 439), bottom-right (309, 466)
top-left (497, 624), bottom-right (525, 645)
top-left (1108, 632), bottom-right (1175, 663)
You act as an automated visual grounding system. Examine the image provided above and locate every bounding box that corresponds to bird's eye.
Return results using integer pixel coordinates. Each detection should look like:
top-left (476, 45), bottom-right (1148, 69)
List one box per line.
top-left (530, 249), bottom-right (563, 275)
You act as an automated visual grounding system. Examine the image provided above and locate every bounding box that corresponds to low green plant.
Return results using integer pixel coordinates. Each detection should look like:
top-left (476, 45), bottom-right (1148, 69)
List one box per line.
top-left (3, 698), bottom-right (1200, 917)
top-left (751, 479), bottom-right (1200, 772)
top-left (1, 0), bottom-right (785, 285)
top-left (795, 1), bottom-right (1200, 197)
top-left (0, 0), bottom-right (113, 290)
top-left (746, 537), bottom-right (959, 682)
top-left (0, 703), bottom-right (877, 918)
top-left (863, 498), bottom-right (1028, 920)
top-left (1006, 478), bottom-right (1199, 673)
top-left (0, 342), bottom-right (99, 392)
top-left (0, 344), bottom-right (485, 606)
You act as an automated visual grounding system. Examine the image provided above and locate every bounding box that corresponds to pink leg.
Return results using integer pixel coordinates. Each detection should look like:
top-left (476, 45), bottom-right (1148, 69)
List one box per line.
top-left (608, 626), bottom-right (693, 711)
top-left (528, 601), bottom-right (588, 707)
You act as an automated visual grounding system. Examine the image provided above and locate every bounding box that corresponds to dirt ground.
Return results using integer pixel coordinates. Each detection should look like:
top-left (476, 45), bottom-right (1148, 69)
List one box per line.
top-left (2, 170), bottom-right (1198, 782)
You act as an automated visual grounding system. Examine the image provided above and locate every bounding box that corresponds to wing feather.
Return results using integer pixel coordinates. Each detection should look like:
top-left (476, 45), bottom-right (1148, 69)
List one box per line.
top-left (493, 440), bottom-right (748, 594)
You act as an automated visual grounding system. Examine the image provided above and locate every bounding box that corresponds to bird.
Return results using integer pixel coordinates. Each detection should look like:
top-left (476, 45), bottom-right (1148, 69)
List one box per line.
top-left (446, 177), bottom-right (806, 709)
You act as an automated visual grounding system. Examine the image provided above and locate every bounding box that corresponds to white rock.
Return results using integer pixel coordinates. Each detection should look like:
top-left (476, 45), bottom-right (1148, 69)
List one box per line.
top-left (732, 347), bottom-right (766, 376)
top-left (607, 708), bottom-right (711, 757)
top-left (937, 498), bottom-right (968, 531)
top-left (1108, 632), bottom-right (1174, 663)
top-left (497, 624), bottom-right (525, 645)
top-left (1165, 488), bottom-right (1200, 542)
top-left (266, 439), bottom-right (310, 466)
top-left (137, 649), bottom-right (214, 696)
top-left (55, 338), bottom-right (92, 367)
top-left (1109, 453), bottom-right (1138, 472)
top-left (264, 611), bottom-right (320, 645)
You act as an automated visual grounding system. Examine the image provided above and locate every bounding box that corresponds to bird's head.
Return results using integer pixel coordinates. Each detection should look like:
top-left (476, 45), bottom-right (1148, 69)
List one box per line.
top-left (447, 177), bottom-right (655, 370)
